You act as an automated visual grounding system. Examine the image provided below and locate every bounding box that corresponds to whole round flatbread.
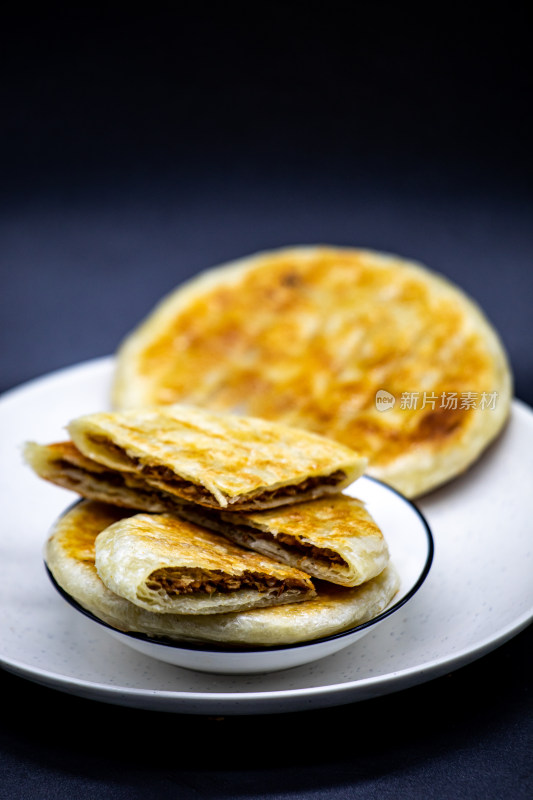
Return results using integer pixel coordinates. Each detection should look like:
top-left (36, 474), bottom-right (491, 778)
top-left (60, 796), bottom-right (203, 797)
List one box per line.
top-left (45, 500), bottom-right (400, 647)
top-left (113, 246), bottom-right (512, 497)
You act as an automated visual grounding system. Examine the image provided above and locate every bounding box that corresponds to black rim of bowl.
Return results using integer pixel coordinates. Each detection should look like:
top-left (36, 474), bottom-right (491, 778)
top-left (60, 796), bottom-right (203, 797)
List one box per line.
top-left (45, 476), bottom-right (434, 654)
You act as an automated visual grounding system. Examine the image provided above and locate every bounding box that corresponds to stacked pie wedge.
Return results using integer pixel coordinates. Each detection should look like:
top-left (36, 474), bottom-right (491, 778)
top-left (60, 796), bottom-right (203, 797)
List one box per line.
top-left (27, 403), bottom-right (400, 646)
top-left (45, 500), bottom-right (399, 646)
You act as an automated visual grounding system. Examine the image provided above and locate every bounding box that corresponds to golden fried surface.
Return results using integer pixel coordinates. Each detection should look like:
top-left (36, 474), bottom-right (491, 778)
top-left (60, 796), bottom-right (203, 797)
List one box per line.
top-left (68, 404), bottom-right (365, 508)
top-left (96, 512), bottom-right (316, 585)
top-left (50, 501), bottom-right (130, 567)
top-left (113, 247), bottom-right (512, 496)
top-left (234, 495), bottom-right (383, 547)
top-left (45, 500), bottom-right (399, 645)
top-left (206, 494), bottom-right (390, 587)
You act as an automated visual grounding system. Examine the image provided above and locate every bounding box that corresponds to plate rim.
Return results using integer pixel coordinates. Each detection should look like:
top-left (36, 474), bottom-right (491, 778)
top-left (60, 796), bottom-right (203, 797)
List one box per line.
top-left (2, 609), bottom-right (531, 712)
top-left (1, 356), bottom-right (532, 713)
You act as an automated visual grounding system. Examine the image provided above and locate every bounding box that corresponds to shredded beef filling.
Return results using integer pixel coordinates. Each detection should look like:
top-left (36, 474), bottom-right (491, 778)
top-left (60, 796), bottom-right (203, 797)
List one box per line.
top-left (138, 464), bottom-right (347, 506)
top-left (55, 458), bottom-right (165, 497)
top-left (56, 459), bottom-right (127, 487)
top-left (241, 471), bottom-right (347, 507)
top-left (139, 463), bottom-right (217, 502)
top-left (230, 524), bottom-right (347, 567)
top-left (51, 456), bottom-right (182, 513)
top-left (88, 438), bottom-right (138, 467)
top-left (269, 531), bottom-right (346, 566)
top-left (87, 435), bottom-right (346, 507)
top-left (145, 568), bottom-right (306, 597)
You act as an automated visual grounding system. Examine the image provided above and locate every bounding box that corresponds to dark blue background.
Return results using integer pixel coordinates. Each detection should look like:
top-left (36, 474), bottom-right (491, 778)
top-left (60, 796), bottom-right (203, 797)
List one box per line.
top-left (1, 6), bottom-right (531, 798)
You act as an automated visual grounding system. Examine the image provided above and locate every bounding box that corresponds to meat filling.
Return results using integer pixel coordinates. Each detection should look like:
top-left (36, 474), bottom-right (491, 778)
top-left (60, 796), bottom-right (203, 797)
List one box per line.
top-left (230, 524), bottom-right (347, 567)
top-left (145, 567), bottom-right (306, 597)
top-left (54, 459), bottom-right (173, 509)
top-left (87, 435), bottom-right (347, 507)
top-left (141, 465), bottom-right (347, 507)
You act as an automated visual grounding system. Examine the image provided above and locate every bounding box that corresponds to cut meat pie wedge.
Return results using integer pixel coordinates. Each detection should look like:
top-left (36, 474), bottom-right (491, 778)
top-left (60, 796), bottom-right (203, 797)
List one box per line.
top-left (180, 495), bottom-right (390, 587)
top-left (66, 403), bottom-right (366, 510)
top-left (45, 500), bottom-right (400, 645)
top-left (94, 512), bottom-right (316, 614)
top-left (24, 440), bottom-right (184, 512)
top-left (25, 444), bottom-right (387, 588)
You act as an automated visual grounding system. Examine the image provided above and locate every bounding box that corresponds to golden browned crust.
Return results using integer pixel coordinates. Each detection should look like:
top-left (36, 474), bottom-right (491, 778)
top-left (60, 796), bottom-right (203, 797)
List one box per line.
top-left (112, 246), bottom-right (512, 497)
top-left (24, 440), bottom-right (189, 512)
top-left (45, 500), bottom-right (400, 645)
top-left (27, 442), bottom-right (388, 588)
top-left (179, 494), bottom-right (390, 587)
top-left (95, 512), bottom-right (316, 615)
top-left (66, 403), bottom-right (366, 509)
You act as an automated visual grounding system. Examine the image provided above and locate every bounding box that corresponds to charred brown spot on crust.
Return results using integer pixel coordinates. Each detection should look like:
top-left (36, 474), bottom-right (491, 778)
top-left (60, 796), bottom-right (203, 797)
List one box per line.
top-left (414, 407), bottom-right (465, 441)
top-left (61, 505), bottom-right (127, 563)
top-left (280, 272), bottom-right (302, 288)
top-left (62, 528), bottom-right (97, 563)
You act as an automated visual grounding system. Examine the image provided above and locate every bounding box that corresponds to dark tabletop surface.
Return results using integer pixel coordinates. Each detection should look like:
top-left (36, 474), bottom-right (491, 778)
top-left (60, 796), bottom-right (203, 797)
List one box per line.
top-left (1, 7), bottom-right (532, 799)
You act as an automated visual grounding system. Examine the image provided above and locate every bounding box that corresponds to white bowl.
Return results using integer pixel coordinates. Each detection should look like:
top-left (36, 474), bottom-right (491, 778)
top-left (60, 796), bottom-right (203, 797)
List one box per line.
top-left (48, 477), bottom-right (433, 674)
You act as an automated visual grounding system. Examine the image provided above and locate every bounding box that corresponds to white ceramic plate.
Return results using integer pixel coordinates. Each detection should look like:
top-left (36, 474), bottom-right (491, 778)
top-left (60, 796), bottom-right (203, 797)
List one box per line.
top-left (0, 358), bottom-right (532, 715)
top-left (45, 476), bottom-right (433, 674)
